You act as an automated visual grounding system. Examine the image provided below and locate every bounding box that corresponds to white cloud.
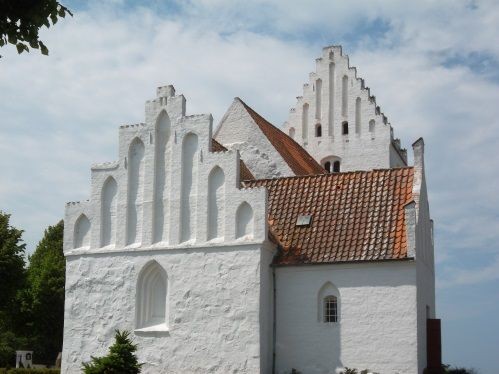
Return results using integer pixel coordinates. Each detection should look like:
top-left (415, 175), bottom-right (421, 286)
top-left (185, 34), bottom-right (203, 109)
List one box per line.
top-left (438, 255), bottom-right (499, 288)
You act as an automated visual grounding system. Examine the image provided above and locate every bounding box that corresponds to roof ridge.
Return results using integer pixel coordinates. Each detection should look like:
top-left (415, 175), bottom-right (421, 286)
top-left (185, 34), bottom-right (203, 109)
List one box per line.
top-left (244, 166), bottom-right (414, 184)
top-left (235, 98), bottom-right (325, 176)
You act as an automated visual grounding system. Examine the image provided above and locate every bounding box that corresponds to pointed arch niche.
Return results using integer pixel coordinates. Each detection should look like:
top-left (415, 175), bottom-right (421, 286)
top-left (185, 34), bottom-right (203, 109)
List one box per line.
top-left (73, 214), bottom-right (91, 249)
top-left (207, 166), bottom-right (225, 240)
top-left (153, 110), bottom-right (171, 243)
top-left (100, 176), bottom-right (118, 247)
top-left (135, 260), bottom-right (168, 331)
top-left (342, 75), bottom-right (349, 117)
top-left (236, 202), bottom-right (254, 239)
top-left (355, 97), bottom-right (361, 134)
top-left (302, 103), bottom-right (309, 142)
top-left (127, 138), bottom-right (145, 246)
top-left (318, 281), bottom-right (340, 323)
top-left (180, 133), bottom-right (199, 243)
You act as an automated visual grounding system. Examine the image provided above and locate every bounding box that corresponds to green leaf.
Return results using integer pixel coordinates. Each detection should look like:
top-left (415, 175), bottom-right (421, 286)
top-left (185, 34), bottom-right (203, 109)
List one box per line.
top-left (39, 41), bottom-right (48, 55)
top-left (16, 43), bottom-right (27, 54)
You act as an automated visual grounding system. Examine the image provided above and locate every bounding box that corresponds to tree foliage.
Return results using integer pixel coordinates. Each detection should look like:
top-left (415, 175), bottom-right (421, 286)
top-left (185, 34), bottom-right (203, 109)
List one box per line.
top-left (82, 330), bottom-right (142, 374)
top-left (0, 211), bottom-right (27, 367)
top-left (21, 221), bottom-right (65, 364)
top-left (0, 0), bottom-right (72, 56)
top-left (0, 211), bottom-right (26, 316)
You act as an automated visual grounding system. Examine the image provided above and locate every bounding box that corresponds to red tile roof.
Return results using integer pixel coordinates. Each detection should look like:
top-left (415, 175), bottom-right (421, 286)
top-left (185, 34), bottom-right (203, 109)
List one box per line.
top-left (237, 98), bottom-right (325, 176)
top-left (211, 138), bottom-right (254, 181)
top-left (244, 167), bottom-right (415, 265)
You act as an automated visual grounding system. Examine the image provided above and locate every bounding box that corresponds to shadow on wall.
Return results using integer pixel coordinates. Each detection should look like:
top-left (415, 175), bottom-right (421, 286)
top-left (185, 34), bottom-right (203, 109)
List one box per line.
top-left (278, 280), bottom-right (343, 374)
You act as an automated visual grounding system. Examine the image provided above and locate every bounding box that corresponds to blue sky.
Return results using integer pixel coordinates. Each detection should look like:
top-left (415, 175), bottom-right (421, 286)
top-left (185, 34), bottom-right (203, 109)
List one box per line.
top-left (1, 0), bottom-right (498, 372)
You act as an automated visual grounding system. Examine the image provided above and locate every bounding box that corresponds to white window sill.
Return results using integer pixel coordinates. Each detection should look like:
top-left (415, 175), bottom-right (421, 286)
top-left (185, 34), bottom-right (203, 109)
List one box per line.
top-left (134, 323), bottom-right (169, 333)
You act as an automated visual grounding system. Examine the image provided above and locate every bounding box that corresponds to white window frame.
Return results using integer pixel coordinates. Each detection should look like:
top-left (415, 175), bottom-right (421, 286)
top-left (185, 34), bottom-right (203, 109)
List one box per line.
top-left (323, 295), bottom-right (338, 323)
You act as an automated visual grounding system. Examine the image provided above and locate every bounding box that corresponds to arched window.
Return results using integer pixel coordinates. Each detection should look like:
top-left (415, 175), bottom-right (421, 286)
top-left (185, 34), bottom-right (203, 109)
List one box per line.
top-left (323, 295), bottom-right (338, 323)
top-left (315, 123), bottom-right (322, 137)
top-left (369, 119), bottom-right (375, 133)
top-left (342, 121), bottom-right (349, 135)
top-left (136, 261), bottom-right (168, 331)
top-left (321, 156), bottom-right (341, 173)
top-left (318, 281), bottom-right (340, 323)
top-left (289, 127), bottom-right (295, 139)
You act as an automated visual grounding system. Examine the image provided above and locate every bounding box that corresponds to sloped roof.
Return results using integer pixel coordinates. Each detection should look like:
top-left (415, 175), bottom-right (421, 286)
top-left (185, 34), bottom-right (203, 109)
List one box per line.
top-left (244, 167), bottom-right (414, 265)
top-left (236, 98), bottom-right (325, 176)
top-left (211, 138), bottom-right (254, 181)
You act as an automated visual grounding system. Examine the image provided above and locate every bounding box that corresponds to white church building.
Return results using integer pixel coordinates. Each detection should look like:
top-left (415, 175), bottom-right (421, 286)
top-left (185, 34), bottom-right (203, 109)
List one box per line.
top-left (62, 46), bottom-right (439, 374)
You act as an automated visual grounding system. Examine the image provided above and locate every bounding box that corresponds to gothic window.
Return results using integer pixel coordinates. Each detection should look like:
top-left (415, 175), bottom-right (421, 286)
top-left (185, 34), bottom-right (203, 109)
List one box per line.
top-left (289, 127), bottom-right (295, 139)
top-left (323, 296), bottom-right (338, 323)
top-left (333, 161), bottom-right (340, 173)
top-left (324, 161), bottom-right (331, 173)
top-left (315, 123), bottom-right (322, 137)
top-left (342, 121), bottom-right (349, 135)
top-left (136, 261), bottom-right (168, 331)
top-left (369, 119), bottom-right (375, 133)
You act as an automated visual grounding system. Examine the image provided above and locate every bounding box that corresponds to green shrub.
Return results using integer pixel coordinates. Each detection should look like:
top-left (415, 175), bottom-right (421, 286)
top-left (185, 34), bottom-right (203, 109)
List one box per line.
top-left (82, 330), bottom-right (142, 374)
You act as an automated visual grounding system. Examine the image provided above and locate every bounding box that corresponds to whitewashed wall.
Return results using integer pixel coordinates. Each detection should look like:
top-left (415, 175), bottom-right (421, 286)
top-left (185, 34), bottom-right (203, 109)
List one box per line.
top-left (283, 46), bottom-right (407, 172)
top-left (63, 245), bottom-right (272, 373)
top-left (412, 139), bottom-right (437, 372)
top-left (62, 86), bottom-right (274, 373)
top-left (274, 261), bottom-right (419, 374)
top-left (214, 98), bottom-right (295, 179)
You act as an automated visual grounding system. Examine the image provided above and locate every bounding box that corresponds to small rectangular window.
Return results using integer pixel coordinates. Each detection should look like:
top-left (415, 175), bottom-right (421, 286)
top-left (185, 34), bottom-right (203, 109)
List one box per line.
top-left (324, 296), bottom-right (338, 323)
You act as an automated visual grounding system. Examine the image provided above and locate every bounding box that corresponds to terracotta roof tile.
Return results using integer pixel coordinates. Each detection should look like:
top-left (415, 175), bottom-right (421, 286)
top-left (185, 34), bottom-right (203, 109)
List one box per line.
top-left (237, 98), bottom-right (325, 176)
top-left (244, 167), bottom-right (414, 265)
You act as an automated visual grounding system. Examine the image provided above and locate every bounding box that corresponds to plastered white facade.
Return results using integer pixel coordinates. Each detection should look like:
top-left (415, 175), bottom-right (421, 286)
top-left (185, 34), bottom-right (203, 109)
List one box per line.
top-left (275, 261), bottom-right (419, 374)
top-left (283, 46), bottom-right (407, 172)
top-left (62, 86), bottom-right (274, 373)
